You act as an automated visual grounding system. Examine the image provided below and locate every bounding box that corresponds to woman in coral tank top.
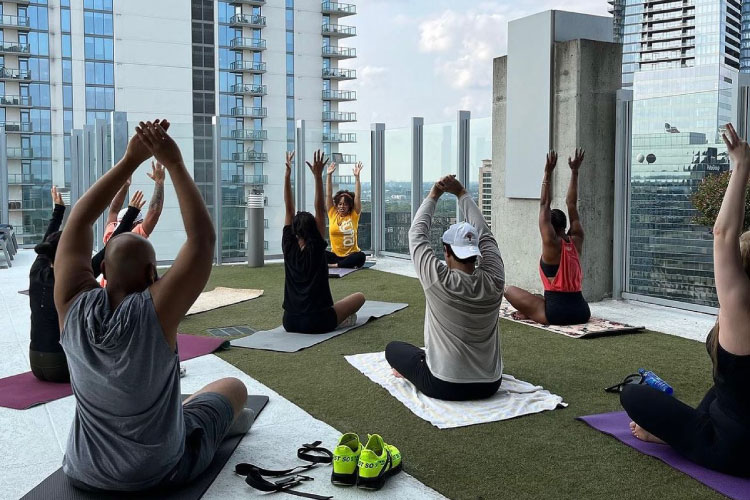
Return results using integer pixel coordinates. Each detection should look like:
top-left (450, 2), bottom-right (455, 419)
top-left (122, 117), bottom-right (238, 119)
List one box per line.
top-left (505, 148), bottom-right (591, 326)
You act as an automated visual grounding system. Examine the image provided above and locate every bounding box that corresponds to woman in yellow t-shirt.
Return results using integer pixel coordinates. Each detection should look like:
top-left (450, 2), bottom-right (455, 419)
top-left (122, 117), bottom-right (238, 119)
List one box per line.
top-left (326, 161), bottom-right (367, 268)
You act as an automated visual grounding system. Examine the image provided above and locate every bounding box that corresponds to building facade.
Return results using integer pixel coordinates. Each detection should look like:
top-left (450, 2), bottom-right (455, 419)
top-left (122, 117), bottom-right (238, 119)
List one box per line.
top-left (478, 159), bottom-right (492, 228)
top-left (611, 0), bottom-right (743, 307)
top-left (1, 0), bottom-right (358, 259)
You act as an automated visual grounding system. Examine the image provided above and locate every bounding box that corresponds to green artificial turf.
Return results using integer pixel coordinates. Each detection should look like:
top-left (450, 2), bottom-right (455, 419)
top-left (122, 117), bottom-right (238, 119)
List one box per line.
top-left (180, 264), bottom-right (721, 500)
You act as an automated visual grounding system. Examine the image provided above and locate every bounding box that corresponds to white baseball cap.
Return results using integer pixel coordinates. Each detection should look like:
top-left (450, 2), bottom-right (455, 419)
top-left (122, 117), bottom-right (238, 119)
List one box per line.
top-left (118, 208), bottom-right (144, 225)
top-left (441, 222), bottom-right (481, 259)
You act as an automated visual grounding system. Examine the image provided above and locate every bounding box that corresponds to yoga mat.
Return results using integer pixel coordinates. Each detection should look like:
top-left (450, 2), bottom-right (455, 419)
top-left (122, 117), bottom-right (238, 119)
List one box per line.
top-left (328, 261), bottom-right (376, 278)
top-left (18, 289), bottom-right (29, 295)
top-left (346, 350), bottom-right (566, 429)
top-left (231, 300), bottom-right (408, 352)
top-left (186, 287), bottom-right (263, 316)
top-left (578, 411), bottom-right (750, 500)
top-left (499, 300), bottom-right (643, 338)
top-left (0, 335), bottom-right (228, 410)
top-left (21, 395), bottom-right (269, 500)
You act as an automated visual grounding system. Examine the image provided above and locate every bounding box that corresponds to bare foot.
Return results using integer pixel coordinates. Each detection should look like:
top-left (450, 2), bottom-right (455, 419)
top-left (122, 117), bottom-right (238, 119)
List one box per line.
top-left (512, 311), bottom-right (529, 321)
top-left (392, 368), bottom-right (404, 379)
top-left (630, 421), bottom-right (665, 444)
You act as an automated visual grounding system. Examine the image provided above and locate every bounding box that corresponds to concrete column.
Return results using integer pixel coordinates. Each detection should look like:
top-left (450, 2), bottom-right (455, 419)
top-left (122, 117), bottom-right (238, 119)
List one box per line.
top-left (111, 112), bottom-right (128, 164)
top-left (410, 117), bottom-right (423, 218)
top-left (492, 39), bottom-right (621, 302)
top-left (457, 110), bottom-right (470, 221)
top-left (613, 89), bottom-right (633, 299)
top-left (70, 129), bottom-right (83, 206)
top-left (212, 116), bottom-right (222, 265)
top-left (371, 123), bottom-right (385, 255)
top-left (0, 132), bottom-right (7, 224)
top-left (295, 120), bottom-right (306, 212)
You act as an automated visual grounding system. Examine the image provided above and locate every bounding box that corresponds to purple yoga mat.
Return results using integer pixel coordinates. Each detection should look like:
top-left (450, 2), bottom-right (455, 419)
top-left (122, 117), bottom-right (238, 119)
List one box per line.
top-left (0, 335), bottom-right (228, 410)
top-left (579, 411), bottom-right (750, 500)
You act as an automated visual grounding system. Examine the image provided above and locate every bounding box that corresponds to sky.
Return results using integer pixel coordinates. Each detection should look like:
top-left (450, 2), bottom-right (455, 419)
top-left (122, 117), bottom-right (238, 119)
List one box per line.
top-left (340, 0), bottom-right (612, 129)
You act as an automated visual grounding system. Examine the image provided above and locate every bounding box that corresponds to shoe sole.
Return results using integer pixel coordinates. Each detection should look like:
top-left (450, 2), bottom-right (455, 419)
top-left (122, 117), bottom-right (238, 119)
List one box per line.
top-left (331, 471), bottom-right (357, 486)
top-left (357, 463), bottom-right (403, 491)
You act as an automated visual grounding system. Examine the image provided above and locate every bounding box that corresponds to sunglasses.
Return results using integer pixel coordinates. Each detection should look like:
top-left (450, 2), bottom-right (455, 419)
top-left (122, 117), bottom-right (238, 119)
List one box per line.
top-left (604, 373), bottom-right (644, 393)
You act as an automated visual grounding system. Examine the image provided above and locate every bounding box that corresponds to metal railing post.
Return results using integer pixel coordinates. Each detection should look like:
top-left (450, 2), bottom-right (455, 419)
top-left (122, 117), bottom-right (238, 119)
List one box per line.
top-left (411, 117), bottom-right (423, 218)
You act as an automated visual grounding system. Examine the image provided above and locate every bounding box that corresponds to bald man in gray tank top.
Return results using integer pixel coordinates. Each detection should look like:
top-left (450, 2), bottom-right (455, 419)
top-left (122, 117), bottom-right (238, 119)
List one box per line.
top-left (54, 120), bottom-right (253, 493)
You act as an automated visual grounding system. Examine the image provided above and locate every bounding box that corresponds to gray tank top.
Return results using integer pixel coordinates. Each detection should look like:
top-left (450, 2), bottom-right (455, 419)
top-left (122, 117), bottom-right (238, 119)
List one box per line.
top-left (61, 287), bottom-right (184, 491)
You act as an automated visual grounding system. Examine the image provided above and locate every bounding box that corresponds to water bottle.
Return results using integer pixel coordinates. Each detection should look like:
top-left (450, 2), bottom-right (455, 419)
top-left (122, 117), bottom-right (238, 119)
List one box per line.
top-left (639, 368), bottom-right (674, 395)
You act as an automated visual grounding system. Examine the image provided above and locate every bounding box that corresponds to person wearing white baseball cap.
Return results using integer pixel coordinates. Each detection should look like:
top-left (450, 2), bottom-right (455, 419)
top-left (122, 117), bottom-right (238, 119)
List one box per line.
top-left (504, 149), bottom-right (591, 326)
top-left (385, 175), bottom-right (505, 401)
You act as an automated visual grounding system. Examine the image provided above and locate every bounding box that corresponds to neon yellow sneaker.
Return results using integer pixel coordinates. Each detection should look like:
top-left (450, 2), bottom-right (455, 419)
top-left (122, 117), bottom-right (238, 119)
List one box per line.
top-left (357, 434), bottom-right (402, 490)
top-left (331, 433), bottom-right (362, 486)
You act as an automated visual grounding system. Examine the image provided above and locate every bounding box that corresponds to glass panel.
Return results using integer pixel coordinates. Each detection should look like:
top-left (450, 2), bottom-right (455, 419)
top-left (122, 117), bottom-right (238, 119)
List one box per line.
top-left (336, 128), bottom-right (372, 251)
top-left (384, 126), bottom-right (411, 254)
top-left (423, 121), bottom-right (457, 257)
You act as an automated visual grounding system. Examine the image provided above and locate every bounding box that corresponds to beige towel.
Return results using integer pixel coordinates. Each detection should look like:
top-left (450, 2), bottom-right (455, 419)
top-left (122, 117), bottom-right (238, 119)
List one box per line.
top-left (186, 287), bottom-right (263, 316)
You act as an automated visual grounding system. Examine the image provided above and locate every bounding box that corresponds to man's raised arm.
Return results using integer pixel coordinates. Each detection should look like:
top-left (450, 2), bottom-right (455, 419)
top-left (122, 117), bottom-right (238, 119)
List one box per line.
top-left (54, 122), bottom-right (162, 326)
top-left (106, 179), bottom-right (130, 225)
top-left (143, 121), bottom-right (216, 350)
top-left (409, 181), bottom-right (444, 288)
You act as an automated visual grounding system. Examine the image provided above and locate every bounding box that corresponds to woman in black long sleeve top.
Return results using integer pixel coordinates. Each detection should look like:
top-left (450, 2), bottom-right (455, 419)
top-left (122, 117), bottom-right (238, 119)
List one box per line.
top-left (29, 187), bottom-right (143, 382)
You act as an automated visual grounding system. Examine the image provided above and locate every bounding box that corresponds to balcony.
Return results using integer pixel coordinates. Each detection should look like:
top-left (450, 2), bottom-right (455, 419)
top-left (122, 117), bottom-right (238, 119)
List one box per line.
top-left (230, 129), bottom-right (268, 141)
top-left (230, 83), bottom-right (267, 96)
top-left (322, 2), bottom-right (356, 17)
top-left (231, 106), bottom-right (267, 118)
top-left (323, 132), bottom-right (357, 143)
top-left (229, 0), bottom-right (265, 5)
top-left (0, 41), bottom-right (29, 55)
top-left (332, 174), bottom-right (356, 184)
top-left (7, 147), bottom-right (33, 159)
top-left (0, 15), bottom-right (30, 30)
top-left (7, 173), bottom-right (34, 185)
top-left (322, 46), bottom-right (356, 59)
top-left (322, 67), bottom-right (356, 80)
top-left (230, 37), bottom-right (267, 51)
top-left (8, 200), bottom-right (23, 210)
top-left (0, 95), bottom-right (31, 107)
top-left (1, 121), bottom-right (32, 133)
top-left (231, 174), bottom-right (269, 185)
top-left (322, 89), bottom-right (356, 101)
top-left (0, 67), bottom-right (31, 81)
top-left (229, 60), bottom-right (267, 74)
top-left (232, 151), bottom-right (269, 162)
top-left (330, 154), bottom-right (357, 165)
top-left (230, 14), bottom-right (266, 29)
top-left (323, 111), bottom-right (356, 122)
top-left (322, 24), bottom-right (357, 38)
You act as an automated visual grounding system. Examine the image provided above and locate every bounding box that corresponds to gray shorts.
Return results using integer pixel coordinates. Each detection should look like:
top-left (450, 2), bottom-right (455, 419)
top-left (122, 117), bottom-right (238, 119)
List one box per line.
top-left (161, 392), bottom-right (235, 487)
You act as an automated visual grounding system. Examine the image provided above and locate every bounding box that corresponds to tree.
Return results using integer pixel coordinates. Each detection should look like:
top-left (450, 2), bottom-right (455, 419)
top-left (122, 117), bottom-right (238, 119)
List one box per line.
top-left (692, 170), bottom-right (750, 231)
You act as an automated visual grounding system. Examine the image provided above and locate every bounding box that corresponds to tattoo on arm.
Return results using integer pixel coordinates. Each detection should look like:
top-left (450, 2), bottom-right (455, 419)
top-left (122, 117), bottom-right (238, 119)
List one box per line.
top-left (149, 182), bottom-right (164, 214)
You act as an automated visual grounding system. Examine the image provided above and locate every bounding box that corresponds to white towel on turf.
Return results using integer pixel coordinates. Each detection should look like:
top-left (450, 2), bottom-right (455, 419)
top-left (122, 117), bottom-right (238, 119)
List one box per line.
top-left (345, 351), bottom-right (566, 429)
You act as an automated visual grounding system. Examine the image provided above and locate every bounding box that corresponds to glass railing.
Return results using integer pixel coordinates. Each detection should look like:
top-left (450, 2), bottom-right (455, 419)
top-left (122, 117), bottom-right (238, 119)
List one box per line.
top-left (1, 121), bottom-right (33, 133)
top-left (322, 46), bottom-right (356, 57)
top-left (322, 24), bottom-right (356, 36)
top-left (0, 95), bottom-right (31, 106)
top-left (230, 174), bottom-right (269, 185)
top-left (321, 2), bottom-right (356, 15)
top-left (0, 41), bottom-right (29, 54)
top-left (231, 151), bottom-right (269, 162)
top-left (7, 147), bottom-right (33, 159)
top-left (7, 173), bottom-right (34, 184)
top-left (384, 126), bottom-right (411, 255)
top-left (229, 14), bottom-right (266, 27)
top-left (322, 67), bottom-right (356, 79)
top-left (322, 89), bottom-right (356, 100)
top-left (230, 129), bottom-right (267, 140)
top-left (322, 111), bottom-right (356, 121)
top-left (0, 67), bottom-right (31, 80)
top-left (231, 107), bottom-right (267, 118)
top-left (229, 60), bottom-right (266, 72)
top-left (424, 121), bottom-right (457, 256)
top-left (230, 83), bottom-right (267, 95)
top-left (229, 0), bottom-right (265, 5)
top-left (0, 15), bottom-right (30, 28)
top-left (323, 132), bottom-right (357, 143)
top-left (230, 38), bottom-right (267, 50)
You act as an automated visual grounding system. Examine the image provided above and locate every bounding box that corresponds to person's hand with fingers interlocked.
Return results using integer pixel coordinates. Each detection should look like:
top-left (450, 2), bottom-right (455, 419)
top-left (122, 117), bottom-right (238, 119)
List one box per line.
top-left (135, 120), bottom-right (183, 169)
top-left (306, 149), bottom-right (329, 177)
top-left (439, 175), bottom-right (466, 198)
top-left (127, 119), bottom-right (170, 165)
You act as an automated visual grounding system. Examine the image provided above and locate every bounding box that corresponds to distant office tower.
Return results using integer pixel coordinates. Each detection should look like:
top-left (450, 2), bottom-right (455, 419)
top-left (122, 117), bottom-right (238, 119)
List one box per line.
top-left (610, 0), bottom-right (745, 306)
top-left (0, 0), bottom-right (358, 259)
top-left (478, 159), bottom-right (492, 228)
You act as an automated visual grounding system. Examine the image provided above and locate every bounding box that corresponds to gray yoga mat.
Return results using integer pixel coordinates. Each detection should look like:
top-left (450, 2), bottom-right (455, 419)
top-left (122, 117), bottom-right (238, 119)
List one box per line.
top-left (231, 300), bottom-right (408, 352)
top-left (21, 395), bottom-right (269, 500)
top-left (328, 261), bottom-right (376, 278)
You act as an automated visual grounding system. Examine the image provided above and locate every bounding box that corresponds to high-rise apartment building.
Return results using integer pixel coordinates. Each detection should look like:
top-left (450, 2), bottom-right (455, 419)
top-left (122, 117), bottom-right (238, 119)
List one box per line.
top-left (610, 0), bottom-right (743, 307)
top-left (0, 0), bottom-right (358, 260)
top-left (478, 159), bottom-right (492, 229)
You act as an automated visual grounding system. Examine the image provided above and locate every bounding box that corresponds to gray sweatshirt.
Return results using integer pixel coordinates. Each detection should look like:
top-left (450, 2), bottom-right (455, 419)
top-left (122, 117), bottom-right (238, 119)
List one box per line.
top-left (409, 193), bottom-right (505, 383)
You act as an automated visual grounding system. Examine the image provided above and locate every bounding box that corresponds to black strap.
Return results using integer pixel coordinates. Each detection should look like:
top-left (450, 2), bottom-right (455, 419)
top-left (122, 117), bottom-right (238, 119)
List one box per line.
top-left (235, 442), bottom-right (334, 500)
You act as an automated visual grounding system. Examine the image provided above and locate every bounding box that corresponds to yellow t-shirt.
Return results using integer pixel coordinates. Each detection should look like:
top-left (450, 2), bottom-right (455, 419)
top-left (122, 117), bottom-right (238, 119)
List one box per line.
top-left (328, 206), bottom-right (361, 256)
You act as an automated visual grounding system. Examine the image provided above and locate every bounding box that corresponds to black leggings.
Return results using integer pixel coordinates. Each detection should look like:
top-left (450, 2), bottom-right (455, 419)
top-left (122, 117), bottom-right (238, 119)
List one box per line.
top-left (326, 250), bottom-right (366, 269)
top-left (30, 349), bottom-right (70, 383)
top-left (385, 341), bottom-right (502, 401)
top-left (620, 384), bottom-right (750, 477)
top-left (544, 291), bottom-right (591, 325)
